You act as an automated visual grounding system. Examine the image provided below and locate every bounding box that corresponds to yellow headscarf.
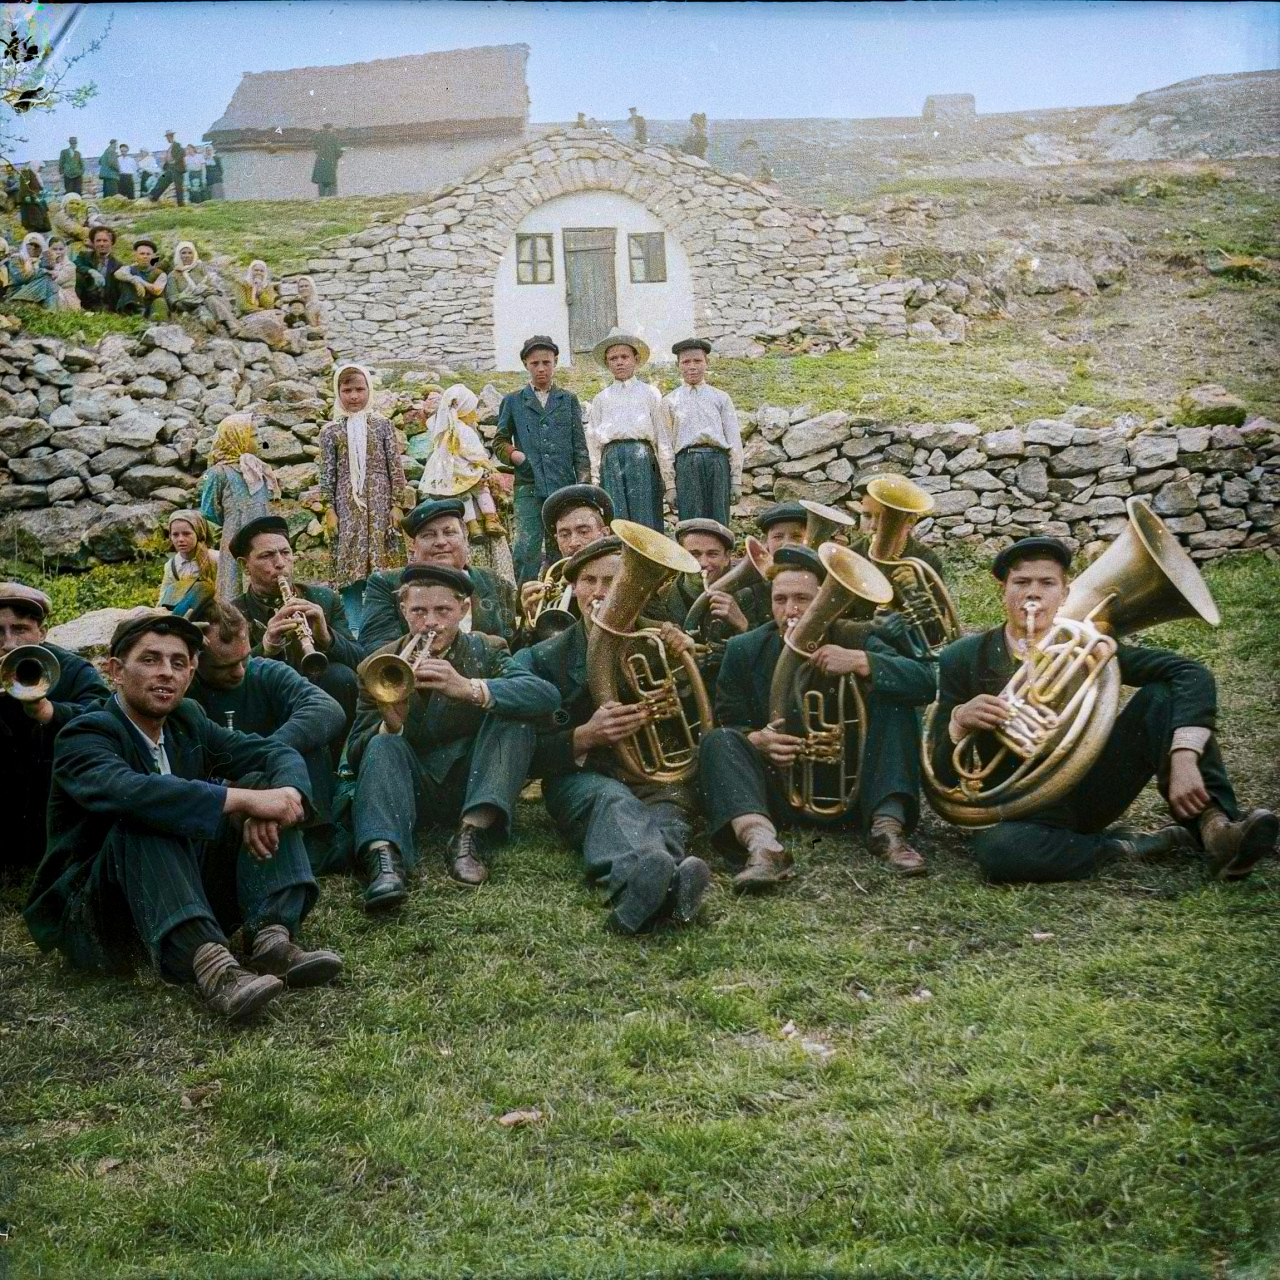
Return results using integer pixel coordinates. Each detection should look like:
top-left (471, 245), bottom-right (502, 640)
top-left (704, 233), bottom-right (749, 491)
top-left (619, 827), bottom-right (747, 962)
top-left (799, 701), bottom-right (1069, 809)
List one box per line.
top-left (208, 413), bottom-right (280, 497)
top-left (166, 508), bottom-right (216, 579)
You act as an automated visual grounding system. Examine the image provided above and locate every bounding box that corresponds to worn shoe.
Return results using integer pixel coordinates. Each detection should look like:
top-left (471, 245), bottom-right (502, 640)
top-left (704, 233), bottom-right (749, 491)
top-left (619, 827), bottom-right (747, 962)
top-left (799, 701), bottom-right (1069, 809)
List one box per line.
top-left (194, 943), bottom-right (282, 1024)
top-left (867, 816), bottom-right (926, 876)
top-left (361, 840), bottom-right (408, 911)
top-left (1203, 808), bottom-right (1278, 881)
top-left (732, 844), bottom-right (795, 893)
top-left (1104, 824), bottom-right (1198, 863)
top-left (466, 518), bottom-right (484, 539)
top-left (247, 930), bottom-right (343, 989)
top-left (671, 856), bottom-right (712, 924)
top-left (447, 826), bottom-right (490, 886)
top-left (481, 511), bottom-right (505, 537)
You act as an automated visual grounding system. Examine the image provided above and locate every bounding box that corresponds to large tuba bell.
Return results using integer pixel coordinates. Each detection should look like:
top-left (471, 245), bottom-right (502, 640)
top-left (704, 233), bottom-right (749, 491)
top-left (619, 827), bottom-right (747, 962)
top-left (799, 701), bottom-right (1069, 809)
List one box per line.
top-left (585, 520), bottom-right (716, 786)
top-left (522, 557), bottom-right (577, 642)
top-left (865, 474), bottom-right (962, 655)
top-left (0, 644), bottom-right (60, 702)
top-left (923, 498), bottom-right (1220, 826)
top-left (800, 498), bottom-right (859, 548)
top-left (768, 544), bottom-right (894, 818)
top-left (358, 631), bottom-right (434, 705)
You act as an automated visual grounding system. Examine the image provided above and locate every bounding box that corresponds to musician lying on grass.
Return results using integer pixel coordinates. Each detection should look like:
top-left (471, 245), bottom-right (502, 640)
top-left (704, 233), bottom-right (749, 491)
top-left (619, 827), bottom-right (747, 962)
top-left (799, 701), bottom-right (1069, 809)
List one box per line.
top-left (930, 535), bottom-right (1277, 884)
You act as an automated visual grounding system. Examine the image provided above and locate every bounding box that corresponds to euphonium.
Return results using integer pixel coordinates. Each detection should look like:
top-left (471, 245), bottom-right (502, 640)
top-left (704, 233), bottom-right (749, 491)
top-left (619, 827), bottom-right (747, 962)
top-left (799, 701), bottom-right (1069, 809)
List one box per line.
top-left (278, 578), bottom-right (329, 678)
top-left (358, 630), bottom-right (435, 705)
top-left (683, 535), bottom-right (771, 640)
top-left (585, 520), bottom-right (716, 786)
top-left (0, 644), bottom-right (60, 702)
top-left (922, 498), bottom-right (1220, 826)
top-left (767, 544), bottom-right (894, 818)
top-left (865, 474), bottom-right (962, 655)
top-left (800, 498), bottom-right (859, 549)
top-left (524, 557), bottom-right (576, 642)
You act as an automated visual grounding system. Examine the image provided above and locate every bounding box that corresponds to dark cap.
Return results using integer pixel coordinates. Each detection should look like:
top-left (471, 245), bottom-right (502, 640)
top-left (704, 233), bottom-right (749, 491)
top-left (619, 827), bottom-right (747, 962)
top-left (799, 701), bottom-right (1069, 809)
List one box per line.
top-left (110, 611), bottom-right (204, 658)
top-left (563, 535), bottom-right (623, 582)
top-left (400, 564), bottom-right (473, 595)
top-left (769, 544), bottom-right (826, 582)
top-left (230, 514), bottom-right (290, 558)
top-left (520, 334), bottom-right (559, 362)
top-left (756, 501), bottom-right (808, 532)
top-left (403, 497), bottom-right (466, 537)
top-left (0, 581), bottom-right (51, 621)
top-left (671, 337), bottom-right (712, 356)
top-left (674, 518), bottom-right (734, 550)
top-left (992, 536), bottom-right (1073, 582)
top-left (542, 484), bottom-right (614, 535)
top-left (133, 237), bottom-right (157, 252)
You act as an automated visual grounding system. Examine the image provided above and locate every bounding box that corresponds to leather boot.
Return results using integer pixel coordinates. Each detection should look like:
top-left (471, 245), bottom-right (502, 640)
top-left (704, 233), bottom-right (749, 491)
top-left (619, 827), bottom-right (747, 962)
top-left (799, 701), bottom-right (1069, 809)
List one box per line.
top-left (732, 844), bottom-right (795, 893)
top-left (482, 511), bottom-right (505, 537)
top-left (1202, 807), bottom-right (1278, 881)
top-left (193, 942), bottom-right (282, 1024)
top-left (1103, 824), bottom-right (1198, 863)
top-left (447, 826), bottom-right (489, 886)
top-left (246, 924), bottom-right (343, 989)
top-left (361, 840), bottom-right (408, 911)
top-left (867, 815), bottom-right (926, 876)
top-left (670, 856), bottom-right (712, 924)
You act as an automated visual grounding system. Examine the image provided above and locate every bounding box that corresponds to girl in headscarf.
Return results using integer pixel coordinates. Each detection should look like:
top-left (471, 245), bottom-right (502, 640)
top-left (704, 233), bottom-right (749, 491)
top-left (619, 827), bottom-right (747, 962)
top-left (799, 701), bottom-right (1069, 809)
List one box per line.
top-left (157, 509), bottom-right (219, 616)
top-left (47, 238), bottom-right (80, 311)
top-left (18, 162), bottom-right (50, 234)
top-left (234, 259), bottom-right (276, 314)
top-left (199, 412), bottom-right (281, 602)
top-left (7, 233), bottom-right (59, 309)
top-left (405, 384), bottom-right (443, 462)
top-left (52, 193), bottom-right (91, 246)
top-left (419, 384), bottom-right (504, 539)
top-left (318, 362), bottom-right (406, 630)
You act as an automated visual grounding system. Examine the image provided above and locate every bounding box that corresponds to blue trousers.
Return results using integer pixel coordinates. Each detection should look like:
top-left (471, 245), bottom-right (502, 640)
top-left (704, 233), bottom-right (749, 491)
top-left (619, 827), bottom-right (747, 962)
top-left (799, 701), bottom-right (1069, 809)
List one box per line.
top-left (600, 441), bottom-right (663, 532)
top-left (512, 481), bottom-right (555, 587)
top-left (675, 446), bottom-right (732, 525)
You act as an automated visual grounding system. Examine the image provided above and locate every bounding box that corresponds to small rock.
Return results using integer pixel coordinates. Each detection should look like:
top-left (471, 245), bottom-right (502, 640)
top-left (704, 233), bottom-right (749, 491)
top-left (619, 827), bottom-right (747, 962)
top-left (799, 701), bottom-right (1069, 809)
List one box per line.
top-left (47, 405), bottom-right (82, 429)
top-left (1177, 384), bottom-right (1246, 429)
top-left (1127, 434), bottom-right (1178, 471)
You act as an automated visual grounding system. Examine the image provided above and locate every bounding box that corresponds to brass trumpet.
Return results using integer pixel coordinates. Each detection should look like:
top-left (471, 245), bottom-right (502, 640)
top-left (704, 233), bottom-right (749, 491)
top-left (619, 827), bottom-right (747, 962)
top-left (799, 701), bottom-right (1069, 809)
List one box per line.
top-left (278, 578), bottom-right (329, 678)
top-left (767, 544), bottom-right (894, 818)
top-left (0, 644), bottom-right (60, 702)
top-left (865, 475), bottom-right (962, 655)
top-left (358, 630), bottom-right (436, 705)
top-left (522, 557), bottom-right (576, 642)
top-left (585, 520), bottom-right (716, 786)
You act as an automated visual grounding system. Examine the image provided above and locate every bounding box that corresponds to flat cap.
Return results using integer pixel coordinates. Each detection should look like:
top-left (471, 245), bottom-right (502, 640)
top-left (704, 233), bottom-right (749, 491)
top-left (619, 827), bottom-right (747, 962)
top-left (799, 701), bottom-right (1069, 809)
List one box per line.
top-left (0, 581), bottom-right (51, 621)
top-left (671, 337), bottom-right (712, 356)
top-left (992, 536), bottom-right (1073, 581)
top-left (230, 514), bottom-right (290, 558)
top-left (563, 535), bottom-right (623, 582)
top-left (519, 334), bottom-right (559, 362)
top-left (542, 484), bottom-right (614, 535)
top-left (756, 501), bottom-right (808, 532)
top-left (674, 518), bottom-right (734, 550)
top-left (400, 564), bottom-right (473, 595)
top-left (403, 497), bottom-right (466, 537)
top-left (110, 611), bottom-right (204, 657)
top-left (133, 237), bottom-right (157, 252)
top-left (769, 544), bottom-right (826, 582)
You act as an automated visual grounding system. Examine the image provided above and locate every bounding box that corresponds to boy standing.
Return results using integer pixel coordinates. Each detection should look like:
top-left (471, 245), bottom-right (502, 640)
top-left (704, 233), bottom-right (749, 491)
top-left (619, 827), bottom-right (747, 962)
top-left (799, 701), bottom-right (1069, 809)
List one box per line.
top-left (664, 337), bottom-right (742, 526)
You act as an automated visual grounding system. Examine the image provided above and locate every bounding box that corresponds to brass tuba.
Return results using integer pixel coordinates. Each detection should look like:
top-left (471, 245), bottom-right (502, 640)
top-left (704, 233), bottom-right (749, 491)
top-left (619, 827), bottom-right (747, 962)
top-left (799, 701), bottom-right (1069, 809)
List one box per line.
top-left (585, 520), bottom-right (716, 786)
top-left (800, 497), bottom-right (859, 548)
top-left (522, 557), bottom-right (577, 643)
top-left (865, 474), bottom-right (962, 655)
top-left (358, 631), bottom-right (435, 705)
top-left (767, 544), bottom-right (894, 818)
top-left (682, 535), bottom-right (771, 641)
top-left (0, 644), bottom-right (60, 702)
top-left (922, 498), bottom-right (1221, 826)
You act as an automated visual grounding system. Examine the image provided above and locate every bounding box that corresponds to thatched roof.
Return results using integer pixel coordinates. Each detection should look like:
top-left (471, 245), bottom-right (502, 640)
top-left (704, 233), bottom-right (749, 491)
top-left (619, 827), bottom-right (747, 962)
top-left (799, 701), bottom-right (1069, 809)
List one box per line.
top-left (205, 44), bottom-right (530, 147)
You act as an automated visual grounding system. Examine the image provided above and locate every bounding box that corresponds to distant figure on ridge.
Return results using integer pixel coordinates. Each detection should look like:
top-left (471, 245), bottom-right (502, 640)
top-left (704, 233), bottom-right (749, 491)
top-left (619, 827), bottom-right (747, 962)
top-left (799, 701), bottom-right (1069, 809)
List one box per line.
top-left (681, 112), bottom-right (708, 159)
top-left (312, 123), bottom-right (343, 199)
top-left (628, 107), bottom-right (648, 145)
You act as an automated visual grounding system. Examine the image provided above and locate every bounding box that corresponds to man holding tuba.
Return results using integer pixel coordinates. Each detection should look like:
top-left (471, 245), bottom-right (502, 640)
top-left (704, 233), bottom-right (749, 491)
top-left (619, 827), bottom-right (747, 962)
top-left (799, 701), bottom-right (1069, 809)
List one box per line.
top-left (699, 545), bottom-right (937, 889)
top-left (348, 566), bottom-right (559, 909)
top-left (0, 582), bottom-right (109, 876)
top-left (651, 518), bottom-right (738, 686)
top-left (930, 535), bottom-right (1277, 883)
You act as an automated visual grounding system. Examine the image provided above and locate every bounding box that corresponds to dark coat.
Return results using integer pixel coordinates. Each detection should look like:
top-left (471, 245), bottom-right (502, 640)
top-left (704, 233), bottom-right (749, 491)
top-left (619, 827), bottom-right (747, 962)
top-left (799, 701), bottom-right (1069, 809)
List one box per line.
top-left (359, 564), bottom-right (516, 653)
top-left (510, 622), bottom-right (598, 779)
top-left (234, 582), bottom-right (364, 672)
top-left (311, 133), bottom-right (344, 187)
top-left (73, 250), bottom-right (122, 311)
top-left (58, 147), bottom-right (84, 179)
top-left (25, 698), bottom-right (312, 956)
top-left (347, 631), bottom-right (558, 779)
top-left (493, 385), bottom-right (589, 500)
top-left (930, 625), bottom-right (1219, 789)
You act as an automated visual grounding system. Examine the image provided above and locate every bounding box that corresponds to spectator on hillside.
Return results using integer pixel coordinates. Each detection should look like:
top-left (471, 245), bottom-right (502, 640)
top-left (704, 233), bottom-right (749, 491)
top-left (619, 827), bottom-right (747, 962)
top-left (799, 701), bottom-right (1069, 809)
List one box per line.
top-left (135, 148), bottom-right (158, 197)
top-left (52, 192), bottom-right (92, 247)
top-left (73, 225), bottom-right (122, 311)
top-left (113, 237), bottom-right (167, 317)
top-left (7, 233), bottom-right (60, 309)
top-left (57, 137), bottom-right (83, 195)
top-left (203, 146), bottom-right (224, 201)
top-left (165, 240), bottom-right (236, 332)
top-left (18, 161), bottom-right (50, 233)
top-left (681, 112), bottom-right (708, 159)
top-left (311, 123), bottom-right (343, 199)
top-left (98, 140), bottom-right (120, 198)
top-left (235, 259), bottom-right (277, 314)
top-left (116, 143), bottom-right (137, 200)
top-left (149, 131), bottom-right (186, 206)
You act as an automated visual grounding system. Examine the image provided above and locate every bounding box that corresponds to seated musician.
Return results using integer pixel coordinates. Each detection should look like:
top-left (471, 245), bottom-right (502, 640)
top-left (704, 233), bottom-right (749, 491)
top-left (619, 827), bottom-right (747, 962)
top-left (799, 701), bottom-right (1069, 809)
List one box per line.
top-left (517, 483), bottom-right (614, 633)
top-left (732, 501), bottom-right (810, 631)
top-left (188, 600), bottom-right (347, 873)
top-left (699, 545), bottom-right (936, 889)
top-left (851, 473), bottom-right (945, 577)
top-left (24, 614), bottom-right (341, 1024)
top-left (230, 514), bottom-right (362, 743)
top-left (466, 536), bottom-right (713, 935)
top-left (652, 518), bottom-right (737, 686)
top-left (360, 498), bottom-right (517, 653)
top-left (0, 582), bottom-right (109, 876)
top-left (933, 536), bottom-right (1277, 883)
top-left (349, 566), bottom-right (559, 909)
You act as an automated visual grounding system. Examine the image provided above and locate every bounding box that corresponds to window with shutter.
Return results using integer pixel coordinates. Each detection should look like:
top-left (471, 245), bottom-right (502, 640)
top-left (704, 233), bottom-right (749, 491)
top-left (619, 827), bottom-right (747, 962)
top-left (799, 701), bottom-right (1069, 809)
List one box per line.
top-left (516, 234), bottom-right (554, 285)
top-left (628, 232), bottom-right (667, 284)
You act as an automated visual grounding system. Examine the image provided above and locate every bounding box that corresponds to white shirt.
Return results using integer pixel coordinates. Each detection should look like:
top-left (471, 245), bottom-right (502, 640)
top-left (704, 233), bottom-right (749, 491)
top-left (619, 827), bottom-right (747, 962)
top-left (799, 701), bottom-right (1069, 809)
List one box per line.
top-left (116, 694), bottom-right (171, 775)
top-left (117, 155), bottom-right (138, 176)
top-left (585, 378), bottom-right (675, 490)
top-left (663, 381), bottom-right (744, 492)
top-left (136, 154), bottom-right (159, 175)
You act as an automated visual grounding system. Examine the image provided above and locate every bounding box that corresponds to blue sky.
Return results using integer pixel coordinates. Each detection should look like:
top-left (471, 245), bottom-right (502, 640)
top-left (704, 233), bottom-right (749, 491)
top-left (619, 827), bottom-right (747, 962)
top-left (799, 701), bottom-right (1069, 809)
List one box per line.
top-left (14, 0), bottom-right (1280, 160)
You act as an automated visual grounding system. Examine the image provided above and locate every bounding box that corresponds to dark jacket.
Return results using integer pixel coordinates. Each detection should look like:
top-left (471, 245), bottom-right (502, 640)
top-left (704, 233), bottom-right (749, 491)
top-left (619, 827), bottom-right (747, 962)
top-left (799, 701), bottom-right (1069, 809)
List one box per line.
top-left (347, 631), bottom-right (558, 777)
top-left (97, 146), bottom-right (119, 180)
top-left (234, 582), bottom-right (364, 672)
top-left (58, 148), bottom-right (84, 179)
top-left (25, 698), bottom-right (312, 957)
top-left (494, 385), bottom-right (589, 499)
top-left (73, 250), bottom-right (122, 311)
top-left (510, 623), bottom-right (599, 779)
top-left (359, 564), bottom-right (516, 653)
top-left (311, 133), bottom-right (344, 187)
top-left (930, 625), bottom-right (1218, 789)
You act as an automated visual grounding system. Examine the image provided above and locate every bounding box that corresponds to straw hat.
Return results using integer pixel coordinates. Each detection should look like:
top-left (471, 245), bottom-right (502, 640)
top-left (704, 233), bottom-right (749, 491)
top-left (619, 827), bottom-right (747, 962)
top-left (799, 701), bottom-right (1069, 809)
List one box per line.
top-left (591, 327), bottom-right (650, 368)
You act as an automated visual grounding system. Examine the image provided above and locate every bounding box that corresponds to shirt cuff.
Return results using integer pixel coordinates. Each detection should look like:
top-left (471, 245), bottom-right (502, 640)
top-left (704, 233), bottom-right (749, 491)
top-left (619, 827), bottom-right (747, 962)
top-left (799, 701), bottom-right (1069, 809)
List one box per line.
top-left (1170, 726), bottom-right (1211, 757)
top-left (948, 709), bottom-right (967, 744)
top-left (378, 722), bottom-right (403, 737)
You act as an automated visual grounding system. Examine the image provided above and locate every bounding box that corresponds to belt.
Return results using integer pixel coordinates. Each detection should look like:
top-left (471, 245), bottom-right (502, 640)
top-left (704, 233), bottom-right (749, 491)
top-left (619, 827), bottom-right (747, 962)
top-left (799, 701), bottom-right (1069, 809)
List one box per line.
top-left (677, 445), bottom-right (727, 453)
top-left (602, 439), bottom-right (653, 449)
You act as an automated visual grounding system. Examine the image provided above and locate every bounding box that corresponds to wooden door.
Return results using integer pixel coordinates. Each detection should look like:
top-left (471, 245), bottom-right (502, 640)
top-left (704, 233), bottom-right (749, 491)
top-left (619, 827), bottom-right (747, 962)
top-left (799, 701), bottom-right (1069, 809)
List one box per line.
top-left (563, 227), bottom-right (617, 355)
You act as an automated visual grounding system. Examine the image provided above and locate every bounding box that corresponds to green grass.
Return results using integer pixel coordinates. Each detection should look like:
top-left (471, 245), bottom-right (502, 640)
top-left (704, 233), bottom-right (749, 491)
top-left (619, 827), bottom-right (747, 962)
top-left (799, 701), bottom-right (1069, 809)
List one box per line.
top-left (0, 301), bottom-right (145, 344)
top-left (2, 551), bottom-right (1279, 1278)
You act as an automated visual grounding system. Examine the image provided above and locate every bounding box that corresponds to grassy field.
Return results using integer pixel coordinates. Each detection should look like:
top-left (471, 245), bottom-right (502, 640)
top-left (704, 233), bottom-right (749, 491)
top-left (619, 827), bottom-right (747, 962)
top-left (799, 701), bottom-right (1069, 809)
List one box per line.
top-left (1, 549), bottom-right (1279, 1279)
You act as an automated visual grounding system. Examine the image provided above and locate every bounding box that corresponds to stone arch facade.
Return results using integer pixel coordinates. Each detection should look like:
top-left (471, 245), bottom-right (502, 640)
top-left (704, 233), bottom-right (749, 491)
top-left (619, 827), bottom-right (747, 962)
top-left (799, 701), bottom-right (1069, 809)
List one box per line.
top-left (305, 128), bottom-right (908, 368)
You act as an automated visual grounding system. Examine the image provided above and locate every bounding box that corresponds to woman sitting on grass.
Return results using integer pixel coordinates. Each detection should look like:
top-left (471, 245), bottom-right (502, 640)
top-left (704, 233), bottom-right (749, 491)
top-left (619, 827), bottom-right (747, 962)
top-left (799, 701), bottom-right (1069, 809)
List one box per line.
top-left (6, 233), bottom-right (63, 310)
top-left (51, 193), bottom-right (92, 248)
top-left (234, 259), bottom-right (276, 314)
top-left (156, 509), bottom-right (220, 616)
top-left (165, 240), bottom-right (235, 331)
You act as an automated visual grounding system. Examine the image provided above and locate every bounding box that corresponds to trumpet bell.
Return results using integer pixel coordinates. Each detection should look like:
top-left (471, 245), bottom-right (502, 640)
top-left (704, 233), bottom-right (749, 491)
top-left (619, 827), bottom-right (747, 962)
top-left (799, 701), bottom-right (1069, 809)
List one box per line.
top-left (532, 607), bottom-right (577, 642)
top-left (299, 648), bottom-right (329, 678)
top-left (613, 519), bottom-right (700, 578)
top-left (0, 643), bottom-right (60, 702)
top-left (359, 653), bottom-right (416, 704)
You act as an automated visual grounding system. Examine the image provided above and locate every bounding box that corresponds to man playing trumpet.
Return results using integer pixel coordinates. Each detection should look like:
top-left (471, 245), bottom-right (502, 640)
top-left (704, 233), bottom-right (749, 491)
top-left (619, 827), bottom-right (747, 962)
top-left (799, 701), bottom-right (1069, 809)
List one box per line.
top-left (348, 566), bottom-right (558, 909)
top-left (931, 535), bottom-right (1277, 883)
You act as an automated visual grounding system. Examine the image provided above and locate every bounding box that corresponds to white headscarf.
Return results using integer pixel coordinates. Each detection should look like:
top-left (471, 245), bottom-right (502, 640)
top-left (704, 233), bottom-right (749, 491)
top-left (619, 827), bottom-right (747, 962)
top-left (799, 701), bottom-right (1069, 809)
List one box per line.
top-left (170, 239), bottom-right (200, 286)
top-left (333, 362), bottom-right (374, 510)
top-left (21, 232), bottom-right (47, 258)
top-left (431, 384), bottom-right (480, 444)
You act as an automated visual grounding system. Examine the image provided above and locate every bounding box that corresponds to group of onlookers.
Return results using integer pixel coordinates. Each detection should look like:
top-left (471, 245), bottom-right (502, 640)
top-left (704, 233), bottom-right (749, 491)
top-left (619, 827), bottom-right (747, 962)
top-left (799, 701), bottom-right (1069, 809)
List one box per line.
top-left (57, 133), bottom-right (223, 207)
